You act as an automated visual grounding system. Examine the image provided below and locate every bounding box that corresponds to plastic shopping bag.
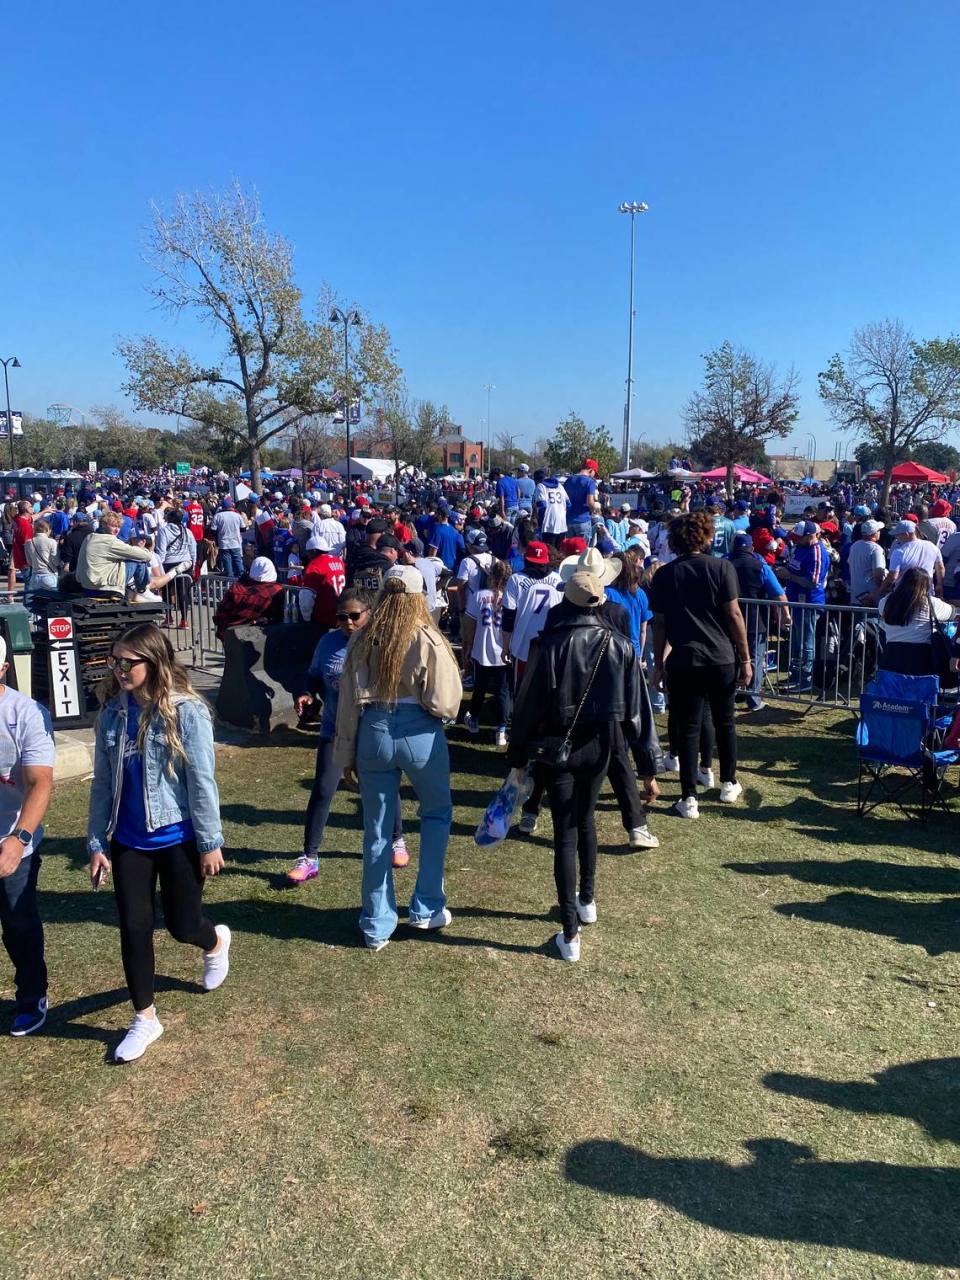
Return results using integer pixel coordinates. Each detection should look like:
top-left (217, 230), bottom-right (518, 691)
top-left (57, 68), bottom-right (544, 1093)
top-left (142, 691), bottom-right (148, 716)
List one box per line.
top-left (474, 767), bottom-right (533, 847)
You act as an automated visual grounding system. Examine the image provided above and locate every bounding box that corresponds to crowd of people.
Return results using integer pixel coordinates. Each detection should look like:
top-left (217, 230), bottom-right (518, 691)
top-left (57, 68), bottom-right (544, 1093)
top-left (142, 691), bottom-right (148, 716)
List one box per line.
top-left (1, 457), bottom-right (958, 1059)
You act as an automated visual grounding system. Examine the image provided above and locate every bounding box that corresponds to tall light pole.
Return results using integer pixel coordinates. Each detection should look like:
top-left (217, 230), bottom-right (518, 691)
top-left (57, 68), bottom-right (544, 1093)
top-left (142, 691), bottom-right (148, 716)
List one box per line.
top-left (618, 201), bottom-right (649, 469)
top-left (483, 383), bottom-right (495, 474)
top-left (330, 309), bottom-right (361, 497)
top-left (1, 357), bottom-right (20, 472)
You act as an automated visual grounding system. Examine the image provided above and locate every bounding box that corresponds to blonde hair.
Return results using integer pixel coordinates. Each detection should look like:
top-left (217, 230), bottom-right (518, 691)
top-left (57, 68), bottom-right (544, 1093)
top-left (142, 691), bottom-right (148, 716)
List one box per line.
top-left (351, 577), bottom-right (453, 704)
top-left (99, 622), bottom-right (201, 767)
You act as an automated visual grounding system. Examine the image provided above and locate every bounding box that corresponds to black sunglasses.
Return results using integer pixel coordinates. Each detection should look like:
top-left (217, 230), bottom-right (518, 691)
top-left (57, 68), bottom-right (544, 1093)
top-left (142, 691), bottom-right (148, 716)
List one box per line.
top-left (107, 655), bottom-right (151, 674)
top-left (336, 610), bottom-right (368, 622)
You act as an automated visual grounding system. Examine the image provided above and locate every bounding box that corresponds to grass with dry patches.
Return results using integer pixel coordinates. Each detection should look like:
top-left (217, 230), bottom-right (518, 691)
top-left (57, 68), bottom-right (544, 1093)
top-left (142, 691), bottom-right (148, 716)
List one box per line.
top-left (0, 706), bottom-right (959, 1280)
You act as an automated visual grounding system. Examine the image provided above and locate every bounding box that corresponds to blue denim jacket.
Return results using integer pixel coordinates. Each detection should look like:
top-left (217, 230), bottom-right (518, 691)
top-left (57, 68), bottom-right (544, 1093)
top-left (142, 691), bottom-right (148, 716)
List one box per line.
top-left (87, 694), bottom-right (224, 855)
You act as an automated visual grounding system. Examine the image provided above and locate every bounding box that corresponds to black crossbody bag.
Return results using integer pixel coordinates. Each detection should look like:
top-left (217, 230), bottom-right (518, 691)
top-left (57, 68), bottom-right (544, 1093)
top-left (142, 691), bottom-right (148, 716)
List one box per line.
top-left (528, 630), bottom-right (611, 769)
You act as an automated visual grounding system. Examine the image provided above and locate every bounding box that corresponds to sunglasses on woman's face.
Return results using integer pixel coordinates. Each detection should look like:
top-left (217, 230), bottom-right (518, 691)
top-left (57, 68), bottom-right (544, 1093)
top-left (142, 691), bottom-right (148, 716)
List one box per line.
top-left (107, 655), bottom-right (151, 674)
top-left (336, 610), bottom-right (368, 622)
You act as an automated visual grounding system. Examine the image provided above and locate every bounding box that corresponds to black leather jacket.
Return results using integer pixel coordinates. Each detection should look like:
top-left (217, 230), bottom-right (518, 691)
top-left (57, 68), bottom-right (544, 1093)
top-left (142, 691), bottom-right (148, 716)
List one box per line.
top-left (508, 610), bottom-right (660, 775)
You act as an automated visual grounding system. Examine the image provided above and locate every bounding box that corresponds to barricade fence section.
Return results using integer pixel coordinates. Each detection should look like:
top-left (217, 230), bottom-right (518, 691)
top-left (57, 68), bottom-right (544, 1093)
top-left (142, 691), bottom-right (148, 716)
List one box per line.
top-left (737, 597), bottom-right (880, 709)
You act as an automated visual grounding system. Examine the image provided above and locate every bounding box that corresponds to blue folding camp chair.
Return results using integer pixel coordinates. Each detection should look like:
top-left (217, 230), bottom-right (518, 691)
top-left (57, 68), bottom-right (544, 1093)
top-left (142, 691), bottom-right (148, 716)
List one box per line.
top-left (857, 670), bottom-right (960, 821)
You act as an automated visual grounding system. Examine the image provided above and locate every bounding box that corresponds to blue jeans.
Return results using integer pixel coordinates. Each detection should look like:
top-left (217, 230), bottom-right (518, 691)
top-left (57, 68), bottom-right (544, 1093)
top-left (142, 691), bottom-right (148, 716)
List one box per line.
top-left (788, 606), bottom-right (818, 685)
top-left (0, 851), bottom-right (46, 1009)
top-left (746, 629), bottom-right (768, 709)
top-left (356, 704), bottom-right (453, 944)
top-left (568, 519), bottom-right (592, 545)
top-left (219, 547), bottom-right (243, 578)
top-left (126, 561), bottom-right (150, 591)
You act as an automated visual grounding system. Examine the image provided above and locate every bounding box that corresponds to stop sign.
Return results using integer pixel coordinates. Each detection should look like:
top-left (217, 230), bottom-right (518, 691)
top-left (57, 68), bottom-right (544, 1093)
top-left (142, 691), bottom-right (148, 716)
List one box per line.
top-left (48, 617), bottom-right (73, 641)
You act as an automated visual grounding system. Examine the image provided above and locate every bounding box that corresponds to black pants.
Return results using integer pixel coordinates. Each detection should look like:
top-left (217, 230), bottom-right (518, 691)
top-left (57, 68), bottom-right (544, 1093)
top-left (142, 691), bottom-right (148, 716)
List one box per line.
top-left (524, 727), bottom-right (643, 835)
top-left (667, 665), bottom-right (738, 800)
top-left (0, 851), bottom-right (45, 1009)
top-left (667, 705), bottom-right (714, 769)
top-left (469, 664), bottom-right (511, 726)
top-left (163, 564), bottom-right (191, 620)
top-left (878, 642), bottom-right (938, 677)
top-left (545, 725), bottom-right (612, 941)
top-left (304, 738), bottom-right (402, 856)
top-left (111, 839), bottom-right (217, 1011)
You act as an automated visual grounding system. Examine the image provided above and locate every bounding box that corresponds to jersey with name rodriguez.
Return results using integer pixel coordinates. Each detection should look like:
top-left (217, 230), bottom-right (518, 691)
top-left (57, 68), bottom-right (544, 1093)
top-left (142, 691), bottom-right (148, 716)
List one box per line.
top-left (502, 570), bottom-right (564, 661)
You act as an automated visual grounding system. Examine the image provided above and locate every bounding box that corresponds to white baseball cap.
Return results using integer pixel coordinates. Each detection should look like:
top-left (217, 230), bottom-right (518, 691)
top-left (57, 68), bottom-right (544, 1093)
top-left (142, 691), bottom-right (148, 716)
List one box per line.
top-left (384, 564), bottom-right (425, 593)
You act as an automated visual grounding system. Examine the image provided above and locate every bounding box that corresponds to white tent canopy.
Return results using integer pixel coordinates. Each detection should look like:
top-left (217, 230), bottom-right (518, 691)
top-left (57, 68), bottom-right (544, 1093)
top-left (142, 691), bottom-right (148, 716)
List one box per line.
top-left (329, 457), bottom-right (407, 482)
top-left (611, 467), bottom-right (656, 480)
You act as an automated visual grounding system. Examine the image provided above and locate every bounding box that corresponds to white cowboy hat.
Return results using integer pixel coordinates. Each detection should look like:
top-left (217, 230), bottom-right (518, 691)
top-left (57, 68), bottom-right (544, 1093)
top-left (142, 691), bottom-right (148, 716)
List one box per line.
top-left (558, 546), bottom-right (622, 585)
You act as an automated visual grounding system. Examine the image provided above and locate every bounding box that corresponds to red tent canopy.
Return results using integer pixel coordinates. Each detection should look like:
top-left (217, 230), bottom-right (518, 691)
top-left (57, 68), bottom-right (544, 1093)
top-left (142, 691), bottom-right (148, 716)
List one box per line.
top-left (699, 464), bottom-right (772, 485)
top-left (866, 461), bottom-right (949, 484)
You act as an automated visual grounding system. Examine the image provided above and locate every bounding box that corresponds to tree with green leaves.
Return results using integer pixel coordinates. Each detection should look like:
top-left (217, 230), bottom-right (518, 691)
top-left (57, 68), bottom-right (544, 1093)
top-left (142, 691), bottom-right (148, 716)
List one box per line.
top-left (819, 321), bottom-right (960, 505)
top-left (684, 342), bottom-right (799, 493)
top-left (544, 413), bottom-right (619, 477)
top-left (118, 183), bottom-right (402, 493)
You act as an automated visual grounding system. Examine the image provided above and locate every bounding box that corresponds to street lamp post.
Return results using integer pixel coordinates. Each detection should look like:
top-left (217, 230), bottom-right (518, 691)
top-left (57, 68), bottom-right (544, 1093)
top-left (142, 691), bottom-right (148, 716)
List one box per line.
top-left (483, 383), bottom-right (495, 474)
top-left (618, 201), bottom-right (649, 470)
top-left (330, 309), bottom-right (362, 499)
top-left (1, 357), bottom-right (20, 472)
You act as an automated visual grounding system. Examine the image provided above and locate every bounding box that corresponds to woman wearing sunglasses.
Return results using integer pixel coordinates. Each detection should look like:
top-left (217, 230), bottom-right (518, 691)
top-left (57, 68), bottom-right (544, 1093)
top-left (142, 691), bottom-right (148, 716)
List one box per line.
top-left (287, 588), bottom-right (411, 884)
top-left (87, 622), bottom-right (229, 1063)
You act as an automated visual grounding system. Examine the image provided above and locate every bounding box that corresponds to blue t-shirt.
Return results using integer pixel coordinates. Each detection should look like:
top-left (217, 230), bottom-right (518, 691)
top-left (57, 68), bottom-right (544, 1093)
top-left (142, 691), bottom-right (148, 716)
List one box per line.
top-left (564, 474), bottom-right (597, 522)
top-left (114, 698), bottom-right (194, 850)
top-left (117, 514), bottom-right (135, 544)
top-left (430, 522), bottom-right (464, 570)
top-left (605, 586), bottom-right (652, 659)
top-left (785, 542), bottom-right (830, 605)
top-left (307, 629), bottom-right (348, 739)
top-left (497, 476), bottom-right (519, 511)
top-left (759, 560), bottom-right (785, 598)
top-left (48, 511), bottom-right (69, 537)
top-left (516, 476), bottom-right (535, 504)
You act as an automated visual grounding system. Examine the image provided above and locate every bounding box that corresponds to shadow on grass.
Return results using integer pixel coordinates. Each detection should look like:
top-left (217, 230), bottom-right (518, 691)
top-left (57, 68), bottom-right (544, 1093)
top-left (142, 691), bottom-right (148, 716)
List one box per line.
top-left (41, 978), bottom-right (203, 1049)
top-left (564, 1137), bottom-right (960, 1266)
top-left (727, 857), bottom-right (960, 896)
top-left (776, 892), bottom-right (960, 956)
top-left (764, 1056), bottom-right (960, 1146)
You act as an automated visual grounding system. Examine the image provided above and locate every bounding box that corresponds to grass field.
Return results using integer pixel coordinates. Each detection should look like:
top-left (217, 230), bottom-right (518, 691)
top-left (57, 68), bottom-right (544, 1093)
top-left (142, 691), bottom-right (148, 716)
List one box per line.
top-left (1, 706), bottom-right (959, 1280)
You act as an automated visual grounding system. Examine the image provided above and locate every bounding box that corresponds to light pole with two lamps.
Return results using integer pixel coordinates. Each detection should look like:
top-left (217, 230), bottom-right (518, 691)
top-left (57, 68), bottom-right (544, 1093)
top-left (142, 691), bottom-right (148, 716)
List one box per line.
top-left (330, 309), bottom-right (362, 498)
top-left (1, 356), bottom-right (21, 472)
top-left (618, 201), bottom-right (648, 470)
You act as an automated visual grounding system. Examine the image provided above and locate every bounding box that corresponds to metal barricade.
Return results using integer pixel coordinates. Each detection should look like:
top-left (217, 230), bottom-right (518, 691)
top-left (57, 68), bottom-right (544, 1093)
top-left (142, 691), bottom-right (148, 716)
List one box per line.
top-left (180, 574), bottom-right (302, 669)
top-left (738, 597), bottom-right (881, 709)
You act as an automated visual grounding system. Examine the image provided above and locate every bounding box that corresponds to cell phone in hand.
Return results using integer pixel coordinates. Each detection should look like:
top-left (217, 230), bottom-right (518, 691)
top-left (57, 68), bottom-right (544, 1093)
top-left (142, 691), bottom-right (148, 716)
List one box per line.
top-left (92, 865), bottom-right (106, 890)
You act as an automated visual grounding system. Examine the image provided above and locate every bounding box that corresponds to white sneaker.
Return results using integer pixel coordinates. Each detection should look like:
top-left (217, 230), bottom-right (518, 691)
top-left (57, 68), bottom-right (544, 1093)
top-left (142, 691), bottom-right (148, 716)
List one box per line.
top-left (518, 811), bottom-right (539, 835)
top-left (575, 895), bottom-right (597, 925)
top-left (696, 767), bottom-right (715, 789)
top-left (133, 590), bottom-right (164, 604)
top-left (202, 924), bottom-right (231, 991)
top-left (661, 754), bottom-right (679, 773)
top-left (720, 780), bottom-right (743, 804)
top-left (629, 825), bottom-right (660, 849)
top-left (673, 796), bottom-right (700, 820)
top-left (495, 726), bottom-right (508, 747)
top-left (555, 930), bottom-right (581, 962)
top-left (114, 1012), bottom-right (164, 1063)
top-left (464, 713), bottom-right (479, 736)
top-left (408, 907), bottom-right (452, 930)
top-left (366, 937), bottom-right (390, 952)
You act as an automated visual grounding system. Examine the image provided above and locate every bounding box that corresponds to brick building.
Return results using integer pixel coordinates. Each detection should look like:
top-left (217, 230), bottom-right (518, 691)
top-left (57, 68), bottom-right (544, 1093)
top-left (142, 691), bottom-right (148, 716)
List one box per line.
top-left (436, 424), bottom-right (483, 475)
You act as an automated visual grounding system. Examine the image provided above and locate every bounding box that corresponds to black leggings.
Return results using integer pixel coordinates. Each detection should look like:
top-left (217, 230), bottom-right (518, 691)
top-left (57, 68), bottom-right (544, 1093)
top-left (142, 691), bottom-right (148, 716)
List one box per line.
top-left (163, 564), bottom-right (191, 620)
top-left (545, 725), bottom-right (613, 941)
top-left (304, 738), bottom-right (401, 857)
top-left (666, 664), bottom-right (737, 799)
top-left (469, 664), bottom-right (511, 725)
top-left (111, 839), bottom-right (217, 1011)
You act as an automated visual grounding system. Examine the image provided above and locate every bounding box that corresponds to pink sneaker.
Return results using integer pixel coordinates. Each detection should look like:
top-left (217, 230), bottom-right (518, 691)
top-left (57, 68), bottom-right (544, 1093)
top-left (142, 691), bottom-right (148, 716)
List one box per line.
top-left (286, 855), bottom-right (319, 885)
top-left (391, 839), bottom-right (410, 868)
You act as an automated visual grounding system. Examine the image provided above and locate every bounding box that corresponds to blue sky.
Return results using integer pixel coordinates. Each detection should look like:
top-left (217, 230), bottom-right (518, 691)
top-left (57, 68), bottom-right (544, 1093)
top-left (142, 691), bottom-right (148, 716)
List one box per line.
top-left (4, 0), bottom-right (959, 463)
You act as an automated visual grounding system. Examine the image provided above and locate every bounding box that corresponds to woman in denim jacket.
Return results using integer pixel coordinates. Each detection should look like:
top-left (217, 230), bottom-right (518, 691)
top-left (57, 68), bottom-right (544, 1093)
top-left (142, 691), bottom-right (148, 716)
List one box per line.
top-left (87, 622), bottom-right (230, 1063)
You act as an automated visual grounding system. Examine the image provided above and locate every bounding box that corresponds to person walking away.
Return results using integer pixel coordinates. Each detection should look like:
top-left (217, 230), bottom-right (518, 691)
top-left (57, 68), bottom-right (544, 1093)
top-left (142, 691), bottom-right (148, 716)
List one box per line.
top-left (880, 520), bottom-right (945, 597)
top-left (782, 521), bottom-right (830, 692)
top-left (334, 569), bottom-right (462, 950)
top-left (290, 587), bottom-right (411, 882)
top-left (877, 568), bottom-right (957, 676)
top-left (533, 469), bottom-right (570, 546)
top-left (649, 511), bottom-right (751, 818)
top-left (0, 636), bottom-right (55, 1035)
top-left (494, 469), bottom-right (520, 523)
top-left (87, 623), bottom-right (230, 1063)
top-left (564, 460), bottom-right (600, 544)
top-left (509, 570), bottom-right (648, 962)
top-left (210, 497), bottom-right (245, 578)
top-left (23, 519), bottom-right (60, 611)
top-left (707, 497), bottom-right (736, 558)
top-left (155, 506), bottom-right (197, 627)
top-left (515, 463), bottom-right (536, 511)
top-left (728, 533), bottom-right (790, 713)
top-left (454, 528), bottom-right (495, 688)
top-left (464, 558), bottom-right (512, 745)
top-left (298, 540), bottom-right (347, 626)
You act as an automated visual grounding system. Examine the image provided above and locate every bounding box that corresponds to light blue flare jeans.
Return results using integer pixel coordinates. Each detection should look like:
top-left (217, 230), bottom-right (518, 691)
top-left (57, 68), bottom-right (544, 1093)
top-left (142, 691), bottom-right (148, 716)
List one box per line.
top-left (356, 703), bottom-right (453, 945)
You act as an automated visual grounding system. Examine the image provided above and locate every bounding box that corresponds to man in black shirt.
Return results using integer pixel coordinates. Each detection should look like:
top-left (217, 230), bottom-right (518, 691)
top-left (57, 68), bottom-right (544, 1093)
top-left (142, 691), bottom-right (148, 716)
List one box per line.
top-left (649, 511), bottom-right (751, 818)
top-left (61, 512), bottom-right (94, 574)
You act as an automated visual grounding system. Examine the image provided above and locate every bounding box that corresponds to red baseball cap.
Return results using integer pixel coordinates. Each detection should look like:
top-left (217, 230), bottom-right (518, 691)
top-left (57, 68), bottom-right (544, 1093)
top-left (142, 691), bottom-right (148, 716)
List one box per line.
top-left (904, 512), bottom-right (919, 523)
top-left (524, 541), bottom-right (550, 565)
top-left (583, 458), bottom-right (599, 473)
top-left (931, 499), bottom-right (953, 517)
top-left (559, 536), bottom-right (587, 557)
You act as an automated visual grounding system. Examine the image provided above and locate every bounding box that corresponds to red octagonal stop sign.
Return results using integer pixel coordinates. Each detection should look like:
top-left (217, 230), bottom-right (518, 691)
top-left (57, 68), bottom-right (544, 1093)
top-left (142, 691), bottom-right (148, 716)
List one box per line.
top-left (48, 617), bottom-right (73, 641)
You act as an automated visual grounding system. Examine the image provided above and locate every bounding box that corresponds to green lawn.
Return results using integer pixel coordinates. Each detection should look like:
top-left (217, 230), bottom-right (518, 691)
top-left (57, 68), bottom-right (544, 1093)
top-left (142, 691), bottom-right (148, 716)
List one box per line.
top-left (1, 708), bottom-right (959, 1280)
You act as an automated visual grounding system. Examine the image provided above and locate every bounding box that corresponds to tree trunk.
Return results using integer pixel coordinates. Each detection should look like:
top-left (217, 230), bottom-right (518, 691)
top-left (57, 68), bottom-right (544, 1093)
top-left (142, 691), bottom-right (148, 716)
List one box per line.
top-left (249, 438), bottom-right (262, 496)
top-left (726, 460), bottom-right (735, 498)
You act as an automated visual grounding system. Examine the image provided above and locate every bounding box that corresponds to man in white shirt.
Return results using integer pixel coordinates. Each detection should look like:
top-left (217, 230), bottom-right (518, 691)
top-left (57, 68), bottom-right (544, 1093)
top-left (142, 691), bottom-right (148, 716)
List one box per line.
top-left (501, 541), bottom-right (563, 675)
top-left (533, 470), bottom-right (570, 544)
top-left (311, 502), bottom-right (347, 555)
top-left (210, 498), bottom-right (246, 578)
top-left (881, 521), bottom-right (944, 595)
top-left (847, 520), bottom-right (886, 604)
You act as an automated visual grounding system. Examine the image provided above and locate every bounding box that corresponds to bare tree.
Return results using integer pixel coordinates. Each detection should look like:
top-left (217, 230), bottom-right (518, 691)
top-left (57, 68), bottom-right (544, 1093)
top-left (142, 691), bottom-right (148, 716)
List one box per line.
top-left (819, 320), bottom-right (960, 505)
top-left (118, 183), bottom-right (401, 493)
top-left (685, 342), bottom-right (799, 493)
